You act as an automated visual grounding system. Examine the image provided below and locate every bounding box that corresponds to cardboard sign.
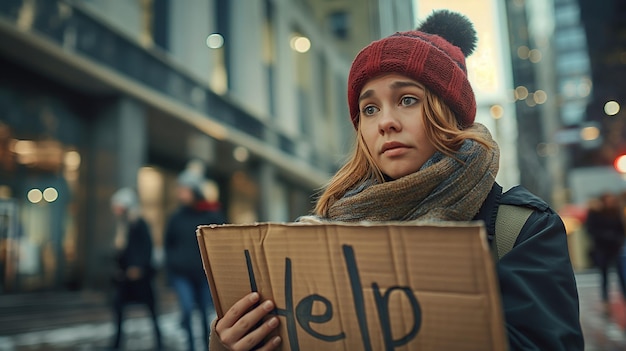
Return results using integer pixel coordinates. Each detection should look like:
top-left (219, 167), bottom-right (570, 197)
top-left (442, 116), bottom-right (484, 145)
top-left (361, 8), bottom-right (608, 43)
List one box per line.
top-left (197, 222), bottom-right (507, 351)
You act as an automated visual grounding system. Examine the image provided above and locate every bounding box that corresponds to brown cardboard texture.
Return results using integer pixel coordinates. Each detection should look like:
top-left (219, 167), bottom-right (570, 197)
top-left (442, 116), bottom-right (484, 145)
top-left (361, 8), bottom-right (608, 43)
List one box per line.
top-left (197, 222), bottom-right (507, 351)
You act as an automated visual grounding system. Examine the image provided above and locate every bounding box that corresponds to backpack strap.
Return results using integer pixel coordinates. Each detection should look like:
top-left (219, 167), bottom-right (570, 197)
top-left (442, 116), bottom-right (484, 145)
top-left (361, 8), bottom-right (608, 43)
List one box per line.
top-left (495, 204), bottom-right (534, 260)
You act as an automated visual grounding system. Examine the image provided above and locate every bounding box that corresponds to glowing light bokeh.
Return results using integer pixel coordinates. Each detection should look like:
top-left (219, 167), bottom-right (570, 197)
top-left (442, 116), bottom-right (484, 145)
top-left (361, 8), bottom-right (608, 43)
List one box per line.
top-left (206, 33), bottom-right (224, 49)
top-left (27, 189), bottom-right (42, 203)
top-left (290, 36), bottom-right (311, 53)
top-left (604, 100), bottom-right (620, 116)
top-left (43, 187), bottom-right (58, 202)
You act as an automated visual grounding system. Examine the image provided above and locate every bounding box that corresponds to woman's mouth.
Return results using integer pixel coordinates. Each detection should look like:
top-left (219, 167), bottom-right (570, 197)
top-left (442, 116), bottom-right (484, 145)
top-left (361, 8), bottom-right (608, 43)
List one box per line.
top-left (381, 141), bottom-right (410, 156)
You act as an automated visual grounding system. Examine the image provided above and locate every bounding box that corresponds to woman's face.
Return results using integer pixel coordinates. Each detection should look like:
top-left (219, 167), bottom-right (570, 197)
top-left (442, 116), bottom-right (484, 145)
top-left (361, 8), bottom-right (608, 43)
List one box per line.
top-left (111, 204), bottom-right (125, 217)
top-left (177, 186), bottom-right (195, 205)
top-left (358, 74), bottom-right (437, 179)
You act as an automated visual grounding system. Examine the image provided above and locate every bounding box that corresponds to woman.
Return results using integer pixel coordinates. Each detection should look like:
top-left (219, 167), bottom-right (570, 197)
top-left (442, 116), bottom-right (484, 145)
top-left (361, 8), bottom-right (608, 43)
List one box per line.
top-left (109, 187), bottom-right (162, 350)
top-left (210, 10), bottom-right (584, 351)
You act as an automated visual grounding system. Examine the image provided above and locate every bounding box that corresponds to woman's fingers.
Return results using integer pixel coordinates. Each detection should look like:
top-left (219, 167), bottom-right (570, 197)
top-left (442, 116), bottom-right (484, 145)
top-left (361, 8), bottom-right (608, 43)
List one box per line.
top-left (259, 336), bottom-right (282, 351)
top-left (225, 299), bottom-right (275, 344)
top-left (233, 317), bottom-right (282, 351)
top-left (217, 292), bottom-right (261, 330)
top-left (217, 293), bottom-right (280, 348)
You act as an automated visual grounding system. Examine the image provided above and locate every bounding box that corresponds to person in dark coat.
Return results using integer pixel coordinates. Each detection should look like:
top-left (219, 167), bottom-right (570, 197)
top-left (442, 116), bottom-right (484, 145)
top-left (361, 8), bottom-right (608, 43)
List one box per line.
top-left (109, 187), bottom-right (162, 350)
top-left (165, 168), bottom-right (226, 351)
top-left (585, 192), bottom-right (626, 313)
top-left (208, 10), bottom-right (583, 351)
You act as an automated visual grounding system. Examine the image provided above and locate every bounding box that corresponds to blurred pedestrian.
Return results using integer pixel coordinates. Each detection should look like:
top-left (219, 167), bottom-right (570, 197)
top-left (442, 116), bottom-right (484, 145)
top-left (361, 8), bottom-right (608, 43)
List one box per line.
top-left (109, 187), bottom-right (162, 350)
top-left (165, 168), bottom-right (226, 351)
top-left (585, 192), bottom-right (626, 314)
top-left (210, 9), bottom-right (583, 351)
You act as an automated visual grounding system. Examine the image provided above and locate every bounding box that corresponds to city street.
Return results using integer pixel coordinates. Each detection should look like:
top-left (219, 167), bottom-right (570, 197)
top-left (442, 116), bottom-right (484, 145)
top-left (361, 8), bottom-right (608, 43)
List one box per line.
top-left (0, 271), bottom-right (623, 350)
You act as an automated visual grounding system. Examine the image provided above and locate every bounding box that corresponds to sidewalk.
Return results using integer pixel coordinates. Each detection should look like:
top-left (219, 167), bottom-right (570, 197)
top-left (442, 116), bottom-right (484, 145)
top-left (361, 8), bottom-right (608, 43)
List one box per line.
top-left (0, 310), bottom-right (213, 351)
top-left (577, 270), bottom-right (626, 351)
top-left (0, 285), bottom-right (215, 351)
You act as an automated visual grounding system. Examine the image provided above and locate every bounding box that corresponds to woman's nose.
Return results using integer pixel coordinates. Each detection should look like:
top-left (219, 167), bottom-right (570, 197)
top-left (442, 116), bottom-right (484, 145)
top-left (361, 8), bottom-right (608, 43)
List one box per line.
top-left (379, 110), bottom-right (401, 134)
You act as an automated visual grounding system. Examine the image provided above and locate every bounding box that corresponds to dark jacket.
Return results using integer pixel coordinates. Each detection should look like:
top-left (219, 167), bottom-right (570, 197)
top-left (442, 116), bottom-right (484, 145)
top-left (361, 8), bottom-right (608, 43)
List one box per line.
top-left (113, 217), bottom-right (155, 302)
top-left (585, 205), bottom-right (625, 260)
top-left (165, 201), bottom-right (226, 279)
top-left (474, 183), bottom-right (584, 351)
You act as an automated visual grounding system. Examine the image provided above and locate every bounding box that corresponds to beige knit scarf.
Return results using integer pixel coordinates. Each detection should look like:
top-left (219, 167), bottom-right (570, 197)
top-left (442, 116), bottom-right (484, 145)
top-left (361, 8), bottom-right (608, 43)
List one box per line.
top-left (327, 123), bottom-right (499, 222)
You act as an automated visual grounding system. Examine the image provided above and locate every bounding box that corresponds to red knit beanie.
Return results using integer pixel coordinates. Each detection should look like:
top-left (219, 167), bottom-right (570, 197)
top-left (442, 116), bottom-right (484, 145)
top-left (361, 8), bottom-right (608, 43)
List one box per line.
top-left (347, 10), bottom-right (478, 129)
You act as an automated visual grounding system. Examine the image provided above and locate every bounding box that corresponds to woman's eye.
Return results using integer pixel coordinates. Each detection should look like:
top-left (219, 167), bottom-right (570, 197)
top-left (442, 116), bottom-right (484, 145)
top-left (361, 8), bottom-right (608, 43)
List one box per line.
top-left (362, 105), bottom-right (379, 116)
top-left (401, 96), bottom-right (418, 106)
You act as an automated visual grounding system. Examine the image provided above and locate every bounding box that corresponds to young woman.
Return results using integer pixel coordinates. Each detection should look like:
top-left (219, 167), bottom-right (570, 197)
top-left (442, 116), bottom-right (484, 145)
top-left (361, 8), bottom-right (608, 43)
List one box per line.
top-left (109, 187), bottom-right (162, 350)
top-left (209, 10), bottom-right (584, 351)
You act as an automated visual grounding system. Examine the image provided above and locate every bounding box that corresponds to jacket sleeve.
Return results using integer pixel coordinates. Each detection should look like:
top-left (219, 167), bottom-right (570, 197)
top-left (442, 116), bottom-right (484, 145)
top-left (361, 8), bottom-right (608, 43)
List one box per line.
top-left (497, 210), bottom-right (584, 350)
top-left (209, 318), bottom-right (230, 351)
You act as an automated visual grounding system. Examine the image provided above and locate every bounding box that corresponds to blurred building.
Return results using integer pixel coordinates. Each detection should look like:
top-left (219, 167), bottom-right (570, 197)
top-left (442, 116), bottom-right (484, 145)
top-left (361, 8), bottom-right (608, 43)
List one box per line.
top-left (565, 0), bottom-right (626, 206)
top-left (503, 0), bottom-right (626, 270)
top-left (503, 0), bottom-right (626, 206)
top-left (573, 0), bottom-right (626, 168)
top-left (501, 0), bottom-right (593, 207)
top-left (414, 0), bottom-right (521, 190)
top-left (0, 0), bottom-right (412, 293)
top-left (504, 0), bottom-right (555, 204)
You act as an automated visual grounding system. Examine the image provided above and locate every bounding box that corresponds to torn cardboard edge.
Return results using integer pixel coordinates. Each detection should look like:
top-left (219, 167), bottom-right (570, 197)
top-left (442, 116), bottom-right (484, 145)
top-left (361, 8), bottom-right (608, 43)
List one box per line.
top-left (197, 221), bottom-right (508, 350)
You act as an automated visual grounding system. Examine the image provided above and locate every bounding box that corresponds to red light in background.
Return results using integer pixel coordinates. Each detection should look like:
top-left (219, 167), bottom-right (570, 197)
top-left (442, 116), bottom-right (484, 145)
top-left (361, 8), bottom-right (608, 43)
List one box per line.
top-left (615, 155), bottom-right (626, 173)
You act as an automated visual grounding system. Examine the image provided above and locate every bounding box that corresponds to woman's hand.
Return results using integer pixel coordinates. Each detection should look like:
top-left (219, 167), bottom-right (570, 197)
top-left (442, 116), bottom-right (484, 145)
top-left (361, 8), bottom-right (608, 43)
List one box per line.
top-left (215, 292), bottom-right (282, 351)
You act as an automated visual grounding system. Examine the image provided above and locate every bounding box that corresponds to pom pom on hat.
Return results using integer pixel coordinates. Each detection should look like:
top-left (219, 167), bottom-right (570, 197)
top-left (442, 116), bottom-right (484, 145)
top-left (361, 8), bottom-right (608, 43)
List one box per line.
top-left (417, 10), bottom-right (477, 57)
top-left (347, 10), bottom-right (478, 129)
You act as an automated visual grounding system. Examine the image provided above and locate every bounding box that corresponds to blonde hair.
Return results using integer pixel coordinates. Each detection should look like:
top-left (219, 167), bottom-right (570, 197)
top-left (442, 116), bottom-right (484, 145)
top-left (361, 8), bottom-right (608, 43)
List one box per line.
top-left (314, 88), bottom-right (494, 217)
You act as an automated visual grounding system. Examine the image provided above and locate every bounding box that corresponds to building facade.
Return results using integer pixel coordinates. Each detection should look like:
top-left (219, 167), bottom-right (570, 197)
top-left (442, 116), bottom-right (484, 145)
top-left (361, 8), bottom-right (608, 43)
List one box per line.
top-left (414, 0), bottom-right (521, 191)
top-left (573, 0), bottom-right (626, 168)
top-left (503, 0), bottom-right (575, 206)
top-left (0, 0), bottom-right (412, 293)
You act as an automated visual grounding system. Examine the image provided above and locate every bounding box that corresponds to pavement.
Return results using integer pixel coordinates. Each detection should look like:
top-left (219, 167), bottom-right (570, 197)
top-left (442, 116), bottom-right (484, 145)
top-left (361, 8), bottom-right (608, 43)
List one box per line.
top-left (0, 310), bottom-right (215, 351)
top-left (0, 286), bottom-right (216, 351)
top-left (0, 271), bottom-right (624, 350)
top-left (577, 271), bottom-right (626, 351)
